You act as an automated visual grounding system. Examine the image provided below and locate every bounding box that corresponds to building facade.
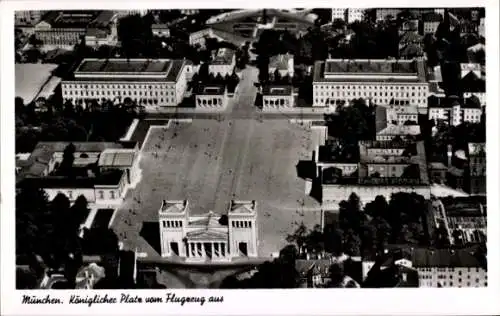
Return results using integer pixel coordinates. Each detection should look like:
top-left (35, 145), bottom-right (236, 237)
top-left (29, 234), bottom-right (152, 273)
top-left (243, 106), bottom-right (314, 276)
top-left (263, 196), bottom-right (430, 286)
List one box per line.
top-left (331, 8), bottom-right (363, 24)
top-left (376, 8), bottom-right (402, 21)
top-left (428, 103), bottom-right (482, 126)
top-left (209, 48), bottom-right (236, 76)
top-left (62, 58), bottom-right (194, 109)
top-left (262, 85), bottom-right (295, 110)
top-left (158, 200), bottom-right (258, 262)
top-left (312, 58), bottom-right (429, 112)
top-left (194, 85), bottom-right (229, 109)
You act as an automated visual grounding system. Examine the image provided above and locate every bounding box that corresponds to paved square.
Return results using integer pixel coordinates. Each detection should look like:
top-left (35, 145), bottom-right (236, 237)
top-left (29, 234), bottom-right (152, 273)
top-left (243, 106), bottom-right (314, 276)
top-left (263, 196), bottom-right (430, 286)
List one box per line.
top-left (112, 118), bottom-right (322, 258)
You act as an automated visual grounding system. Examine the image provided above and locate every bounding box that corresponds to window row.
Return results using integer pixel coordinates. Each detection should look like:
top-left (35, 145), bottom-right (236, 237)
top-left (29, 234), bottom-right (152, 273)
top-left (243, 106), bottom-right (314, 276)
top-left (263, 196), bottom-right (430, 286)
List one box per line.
top-left (66, 90), bottom-right (174, 97)
top-left (163, 220), bottom-right (183, 228)
top-left (65, 84), bottom-right (173, 90)
top-left (315, 85), bottom-right (426, 91)
top-left (315, 91), bottom-right (424, 98)
top-left (232, 221), bottom-right (252, 228)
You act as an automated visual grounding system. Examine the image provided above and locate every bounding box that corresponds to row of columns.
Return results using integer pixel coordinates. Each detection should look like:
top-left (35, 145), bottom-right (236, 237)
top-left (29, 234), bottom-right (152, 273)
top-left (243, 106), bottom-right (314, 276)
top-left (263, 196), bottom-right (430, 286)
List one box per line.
top-left (187, 241), bottom-right (227, 258)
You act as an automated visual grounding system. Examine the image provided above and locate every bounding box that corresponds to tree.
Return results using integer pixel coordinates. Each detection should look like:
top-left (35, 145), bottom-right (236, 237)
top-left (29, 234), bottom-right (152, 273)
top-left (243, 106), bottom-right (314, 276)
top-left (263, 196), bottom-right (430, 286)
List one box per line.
top-left (343, 229), bottom-right (361, 256)
top-left (364, 195), bottom-right (388, 218)
top-left (257, 54), bottom-right (270, 83)
top-left (328, 263), bottom-right (345, 287)
top-left (59, 143), bottom-right (76, 176)
top-left (71, 195), bottom-right (90, 229)
top-left (16, 185), bottom-right (51, 256)
top-left (273, 69), bottom-right (282, 83)
top-left (332, 18), bottom-right (346, 30)
top-left (286, 223), bottom-right (308, 255)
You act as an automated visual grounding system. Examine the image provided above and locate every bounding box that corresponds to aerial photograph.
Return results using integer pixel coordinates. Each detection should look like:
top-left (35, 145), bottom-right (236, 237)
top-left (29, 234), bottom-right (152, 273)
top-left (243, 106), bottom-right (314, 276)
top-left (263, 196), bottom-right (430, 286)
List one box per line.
top-left (14, 7), bottom-right (487, 289)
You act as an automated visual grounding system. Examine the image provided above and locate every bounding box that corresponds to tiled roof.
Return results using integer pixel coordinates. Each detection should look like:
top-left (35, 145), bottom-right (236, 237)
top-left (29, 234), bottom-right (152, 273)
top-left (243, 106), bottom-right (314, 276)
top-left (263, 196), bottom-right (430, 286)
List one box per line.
top-left (411, 248), bottom-right (483, 268)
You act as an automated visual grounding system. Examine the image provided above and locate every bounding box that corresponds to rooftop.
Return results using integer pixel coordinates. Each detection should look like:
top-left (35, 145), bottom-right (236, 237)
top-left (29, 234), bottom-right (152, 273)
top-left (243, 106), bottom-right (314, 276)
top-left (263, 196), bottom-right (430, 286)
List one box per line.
top-left (18, 169), bottom-right (125, 188)
top-left (411, 248), bottom-right (484, 268)
top-left (441, 196), bottom-right (486, 217)
top-left (313, 59), bottom-right (427, 83)
top-left (195, 84), bottom-right (226, 95)
top-left (39, 10), bottom-right (104, 29)
top-left (229, 200), bottom-right (257, 214)
top-left (160, 200), bottom-right (188, 214)
top-left (77, 59), bottom-right (172, 73)
top-left (211, 48), bottom-right (236, 65)
top-left (98, 149), bottom-right (136, 167)
top-left (422, 12), bottom-right (443, 22)
top-left (377, 125), bottom-right (421, 136)
top-left (19, 141), bottom-right (136, 178)
top-left (262, 85), bottom-right (293, 96)
top-left (74, 58), bottom-right (188, 82)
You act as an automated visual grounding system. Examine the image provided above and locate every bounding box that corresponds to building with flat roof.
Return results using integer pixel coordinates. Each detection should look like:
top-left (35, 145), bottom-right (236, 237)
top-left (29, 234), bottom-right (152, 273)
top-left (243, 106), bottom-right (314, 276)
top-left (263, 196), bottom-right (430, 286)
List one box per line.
top-left (312, 58), bottom-right (429, 111)
top-left (62, 58), bottom-right (195, 109)
top-left (194, 84), bottom-right (228, 109)
top-left (34, 11), bottom-right (113, 48)
top-left (206, 9), bottom-right (315, 40)
top-left (16, 141), bottom-right (140, 206)
top-left (159, 200), bottom-right (258, 262)
top-left (262, 85), bottom-right (295, 110)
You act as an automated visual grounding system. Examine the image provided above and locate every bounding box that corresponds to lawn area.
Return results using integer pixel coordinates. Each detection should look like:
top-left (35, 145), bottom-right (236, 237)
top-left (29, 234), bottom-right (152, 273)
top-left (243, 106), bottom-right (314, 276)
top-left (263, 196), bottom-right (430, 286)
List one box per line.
top-left (112, 119), bottom-right (321, 258)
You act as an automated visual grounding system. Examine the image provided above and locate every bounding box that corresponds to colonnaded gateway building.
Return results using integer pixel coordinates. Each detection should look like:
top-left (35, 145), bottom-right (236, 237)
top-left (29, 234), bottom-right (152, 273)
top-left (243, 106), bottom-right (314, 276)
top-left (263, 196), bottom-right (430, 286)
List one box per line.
top-left (158, 200), bottom-right (258, 262)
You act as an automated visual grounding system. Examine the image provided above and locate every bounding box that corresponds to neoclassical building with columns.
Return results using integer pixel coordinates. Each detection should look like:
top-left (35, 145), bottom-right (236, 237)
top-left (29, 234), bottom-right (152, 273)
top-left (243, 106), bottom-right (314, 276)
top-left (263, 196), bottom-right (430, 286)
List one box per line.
top-left (158, 200), bottom-right (258, 262)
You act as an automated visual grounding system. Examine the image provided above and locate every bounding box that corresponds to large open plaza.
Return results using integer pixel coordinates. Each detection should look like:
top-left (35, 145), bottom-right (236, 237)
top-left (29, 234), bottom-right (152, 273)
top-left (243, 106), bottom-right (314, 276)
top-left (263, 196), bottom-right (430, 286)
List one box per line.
top-left (112, 117), bottom-right (322, 258)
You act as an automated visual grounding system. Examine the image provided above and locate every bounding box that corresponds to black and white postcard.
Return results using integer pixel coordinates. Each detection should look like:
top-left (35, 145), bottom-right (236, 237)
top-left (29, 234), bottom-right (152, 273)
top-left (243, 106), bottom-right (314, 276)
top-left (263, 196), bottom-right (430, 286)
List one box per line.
top-left (1, 0), bottom-right (499, 315)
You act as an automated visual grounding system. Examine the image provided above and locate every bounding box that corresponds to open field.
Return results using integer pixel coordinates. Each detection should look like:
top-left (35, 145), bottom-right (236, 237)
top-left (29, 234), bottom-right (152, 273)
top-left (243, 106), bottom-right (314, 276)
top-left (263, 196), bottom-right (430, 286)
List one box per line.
top-left (112, 118), bottom-right (322, 258)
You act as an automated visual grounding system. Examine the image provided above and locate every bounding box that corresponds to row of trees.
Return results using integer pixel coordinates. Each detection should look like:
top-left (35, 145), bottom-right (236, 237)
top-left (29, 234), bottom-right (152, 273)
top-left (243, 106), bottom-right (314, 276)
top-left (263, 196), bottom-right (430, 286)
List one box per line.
top-left (190, 66), bottom-right (240, 93)
top-left (16, 97), bottom-right (140, 153)
top-left (16, 186), bottom-right (120, 288)
top-left (287, 192), bottom-right (432, 259)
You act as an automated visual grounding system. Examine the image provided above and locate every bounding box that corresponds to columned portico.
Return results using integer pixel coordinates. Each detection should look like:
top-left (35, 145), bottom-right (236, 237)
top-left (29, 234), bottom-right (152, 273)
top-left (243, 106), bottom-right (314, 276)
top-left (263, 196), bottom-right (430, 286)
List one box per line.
top-left (186, 240), bottom-right (228, 259)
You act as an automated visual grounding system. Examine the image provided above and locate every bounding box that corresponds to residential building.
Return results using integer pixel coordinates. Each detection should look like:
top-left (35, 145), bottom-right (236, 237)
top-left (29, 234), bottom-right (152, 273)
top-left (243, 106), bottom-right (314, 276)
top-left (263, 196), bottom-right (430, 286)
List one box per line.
top-left (468, 143), bottom-right (486, 195)
top-left (269, 54), bottom-right (294, 77)
top-left (375, 104), bottom-right (420, 141)
top-left (262, 85), bottom-right (295, 110)
top-left (152, 24), bottom-right (170, 38)
top-left (331, 8), bottom-right (363, 24)
top-left (209, 48), bottom-right (236, 76)
top-left (34, 11), bottom-right (113, 48)
top-left (461, 63), bottom-right (482, 79)
top-left (362, 252), bottom-right (420, 288)
top-left (439, 196), bottom-right (487, 244)
top-left (428, 99), bottom-right (482, 126)
top-left (15, 10), bottom-right (42, 27)
top-left (375, 8), bottom-right (401, 21)
top-left (189, 28), bottom-right (215, 47)
top-left (317, 139), bottom-right (430, 206)
top-left (312, 58), bottom-right (429, 112)
top-left (61, 58), bottom-right (195, 109)
top-left (422, 12), bottom-right (443, 35)
top-left (428, 162), bottom-right (448, 183)
top-left (16, 141), bottom-right (140, 206)
top-left (194, 84), bottom-right (229, 109)
top-left (412, 248), bottom-right (487, 287)
top-left (158, 200), bottom-right (258, 261)
top-left (180, 9), bottom-right (200, 15)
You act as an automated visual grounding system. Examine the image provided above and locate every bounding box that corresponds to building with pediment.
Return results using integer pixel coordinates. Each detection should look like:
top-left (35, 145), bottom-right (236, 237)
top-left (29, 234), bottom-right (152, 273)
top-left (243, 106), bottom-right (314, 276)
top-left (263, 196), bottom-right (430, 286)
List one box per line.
top-left (158, 200), bottom-right (258, 262)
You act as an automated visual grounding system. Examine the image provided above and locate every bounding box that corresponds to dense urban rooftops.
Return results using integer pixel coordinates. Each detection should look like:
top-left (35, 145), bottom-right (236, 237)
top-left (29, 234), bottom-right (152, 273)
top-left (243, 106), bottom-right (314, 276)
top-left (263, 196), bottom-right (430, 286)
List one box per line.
top-left (468, 143), bottom-right (486, 156)
top-left (411, 248), bottom-right (484, 268)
